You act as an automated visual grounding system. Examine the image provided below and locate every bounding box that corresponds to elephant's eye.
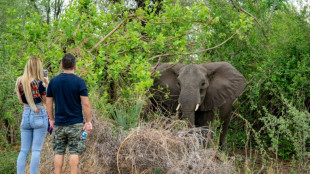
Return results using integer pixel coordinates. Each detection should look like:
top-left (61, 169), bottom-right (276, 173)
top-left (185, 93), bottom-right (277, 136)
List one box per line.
top-left (177, 81), bottom-right (181, 87)
top-left (201, 82), bottom-right (206, 86)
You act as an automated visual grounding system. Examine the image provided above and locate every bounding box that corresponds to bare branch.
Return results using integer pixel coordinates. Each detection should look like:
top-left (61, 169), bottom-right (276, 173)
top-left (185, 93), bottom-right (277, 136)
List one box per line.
top-left (230, 0), bottom-right (239, 11)
top-left (149, 53), bottom-right (172, 61)
top-left (230, 0), bottom-right (269, 40)
top-left (102, 40), bottom-right (118, 49)
top-left (191, 32), bottom-right (237, 54)
top-left (151, 56), bottom-right (162, 74)
top-left (88, 14), bottom-right (136, 53)
top-left (268, 0), bottom-right (277, 36)
top-left (139, 18), bottom-right (206, 25)
top-left (149, 32), bottom-right (237, 61)
top-left (73, 19), bottom-right (83, 36)
top-left (166, 23), bottom-right (211, 42)
top-left (88, 19), bottom-right (126, 53)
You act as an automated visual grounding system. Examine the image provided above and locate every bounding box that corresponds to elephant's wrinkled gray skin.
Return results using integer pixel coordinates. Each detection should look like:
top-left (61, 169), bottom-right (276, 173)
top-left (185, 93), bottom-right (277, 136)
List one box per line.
top-left (151, 62), bottom-right (246, 150)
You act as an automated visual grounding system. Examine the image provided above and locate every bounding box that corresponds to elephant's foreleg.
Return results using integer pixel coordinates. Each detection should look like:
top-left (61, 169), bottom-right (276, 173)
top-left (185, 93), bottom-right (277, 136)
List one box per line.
top-left (219, 100), bottom-right (233, 151)
top-left (195, 111), bottom-right (215, 148)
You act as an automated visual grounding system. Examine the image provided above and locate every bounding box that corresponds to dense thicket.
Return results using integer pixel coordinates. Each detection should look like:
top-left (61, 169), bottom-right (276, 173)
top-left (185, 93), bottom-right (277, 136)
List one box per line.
top-left (0, 0), bottom-right (309, 172)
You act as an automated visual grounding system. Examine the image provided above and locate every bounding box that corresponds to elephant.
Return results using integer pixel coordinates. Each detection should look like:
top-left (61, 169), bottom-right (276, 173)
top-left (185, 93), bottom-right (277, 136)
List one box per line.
top-left (150, 62), bottom-right (246, 150)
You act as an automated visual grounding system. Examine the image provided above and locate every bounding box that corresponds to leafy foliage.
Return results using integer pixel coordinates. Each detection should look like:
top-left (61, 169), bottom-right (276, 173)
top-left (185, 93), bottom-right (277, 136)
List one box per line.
top-left (0, 0), bottom-right (309, 172)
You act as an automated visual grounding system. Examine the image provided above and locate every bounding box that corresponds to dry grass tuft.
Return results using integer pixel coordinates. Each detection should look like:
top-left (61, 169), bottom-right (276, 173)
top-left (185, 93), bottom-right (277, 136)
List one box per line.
top-left (32, 112), bottom-right (234, 174)
top-left (117, 118), bottom-right (234, 174)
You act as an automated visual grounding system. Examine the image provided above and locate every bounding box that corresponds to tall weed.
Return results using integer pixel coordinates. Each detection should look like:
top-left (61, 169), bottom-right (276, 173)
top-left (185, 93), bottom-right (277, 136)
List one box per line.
top-left (109, 99), bottom-right (144, 130)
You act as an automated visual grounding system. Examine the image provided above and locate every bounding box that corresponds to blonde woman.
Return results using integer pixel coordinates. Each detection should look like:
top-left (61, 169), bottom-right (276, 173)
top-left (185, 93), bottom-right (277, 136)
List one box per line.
top-left (15, 58), bottom-right (49, 174)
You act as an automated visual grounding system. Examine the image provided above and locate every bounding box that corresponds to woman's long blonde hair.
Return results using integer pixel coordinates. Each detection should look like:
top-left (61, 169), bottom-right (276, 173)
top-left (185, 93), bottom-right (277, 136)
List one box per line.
top-left (15, 58), bottom-right (44, 111)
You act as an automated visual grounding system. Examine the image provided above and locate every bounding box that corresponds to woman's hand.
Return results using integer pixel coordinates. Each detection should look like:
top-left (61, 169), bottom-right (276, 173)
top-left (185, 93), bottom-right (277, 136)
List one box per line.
top-left (49, 118), bottom-right (55, 129)
top-left (43, 77), bottom-right (49, 85)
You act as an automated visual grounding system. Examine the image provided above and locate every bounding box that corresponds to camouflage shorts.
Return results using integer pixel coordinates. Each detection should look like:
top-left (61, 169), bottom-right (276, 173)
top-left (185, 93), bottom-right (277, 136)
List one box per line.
top-left (52, 123), bottom-right (86, 155)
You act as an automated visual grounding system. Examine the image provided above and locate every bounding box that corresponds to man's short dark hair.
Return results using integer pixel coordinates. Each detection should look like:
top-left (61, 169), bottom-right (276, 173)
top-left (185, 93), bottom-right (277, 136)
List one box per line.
top-left (62, 53), bottom-right (76, 70)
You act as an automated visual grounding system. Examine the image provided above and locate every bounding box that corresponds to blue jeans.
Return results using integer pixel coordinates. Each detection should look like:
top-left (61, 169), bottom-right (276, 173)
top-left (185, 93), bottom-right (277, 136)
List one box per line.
top-left (17, 104), bottom-right (48, 174)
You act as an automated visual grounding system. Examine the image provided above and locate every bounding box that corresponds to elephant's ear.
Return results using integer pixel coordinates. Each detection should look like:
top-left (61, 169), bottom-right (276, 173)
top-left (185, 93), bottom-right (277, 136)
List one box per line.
top-left (152, 63), bottom-right (185, 101)
top-left (152, 63), bottom-right (185, 88)
top-left (200, 62), bottom-right (246, 111)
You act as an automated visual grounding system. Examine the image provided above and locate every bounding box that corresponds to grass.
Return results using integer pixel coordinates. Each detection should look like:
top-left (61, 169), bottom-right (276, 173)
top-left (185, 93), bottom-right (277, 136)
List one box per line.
top-left (0, 150), bottom-right (18, 174)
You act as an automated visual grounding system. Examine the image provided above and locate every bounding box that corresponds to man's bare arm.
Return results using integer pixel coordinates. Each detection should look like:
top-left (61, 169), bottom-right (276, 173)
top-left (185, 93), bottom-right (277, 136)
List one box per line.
top-left (81, 96), bottom-right (92, 133)
top-left (46, 97), bottom-right (55, 128)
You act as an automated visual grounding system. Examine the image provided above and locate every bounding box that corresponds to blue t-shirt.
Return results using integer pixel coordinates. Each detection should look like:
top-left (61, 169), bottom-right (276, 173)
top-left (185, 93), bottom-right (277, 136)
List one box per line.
top-left (47, 73), bottom-right (88, 126)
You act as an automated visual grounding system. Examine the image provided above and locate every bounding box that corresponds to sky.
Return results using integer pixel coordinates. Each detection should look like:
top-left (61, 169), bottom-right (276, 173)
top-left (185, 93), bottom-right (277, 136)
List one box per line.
top-left (289, 0), bottom-right (309, 12)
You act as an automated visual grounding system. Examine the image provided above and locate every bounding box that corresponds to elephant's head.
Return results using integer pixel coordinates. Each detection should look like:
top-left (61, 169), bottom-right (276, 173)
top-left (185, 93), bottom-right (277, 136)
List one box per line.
top-left (153, 62), bottom-right (246, 125)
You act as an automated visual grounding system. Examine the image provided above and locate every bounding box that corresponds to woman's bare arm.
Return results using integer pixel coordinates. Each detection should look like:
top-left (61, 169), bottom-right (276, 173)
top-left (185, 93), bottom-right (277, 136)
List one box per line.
top-left (17, 95), bottom-right (23, 104)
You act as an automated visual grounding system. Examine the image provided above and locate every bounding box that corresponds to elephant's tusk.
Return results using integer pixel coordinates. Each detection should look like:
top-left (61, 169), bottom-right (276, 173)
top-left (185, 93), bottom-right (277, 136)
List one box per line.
top-left (176, 104), bottom-right (181, 111)
top-left (195, 104), bottom-right (199, 111)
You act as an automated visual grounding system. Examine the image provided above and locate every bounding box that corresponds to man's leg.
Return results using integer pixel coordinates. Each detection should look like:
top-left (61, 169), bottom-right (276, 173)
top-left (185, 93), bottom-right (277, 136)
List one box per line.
top-left (67, 123), bottom-right (86, 174)
top-left (54, 155), bottom-right (64, 174)
top-left (52, 125), bottom-right (67, 174)
top-left (69, 155), bottom-right (79, 174)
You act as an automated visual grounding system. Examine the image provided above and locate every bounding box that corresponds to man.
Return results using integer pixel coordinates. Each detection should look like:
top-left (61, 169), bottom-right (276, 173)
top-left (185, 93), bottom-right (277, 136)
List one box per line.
top-left (46, 53), bottom-right (92, 174)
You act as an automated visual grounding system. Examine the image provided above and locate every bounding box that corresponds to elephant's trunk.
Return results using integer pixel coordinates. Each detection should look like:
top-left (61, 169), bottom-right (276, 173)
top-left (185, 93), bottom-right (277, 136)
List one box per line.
top-left (180, 111), bottom-right (195, 126)
top-left (178, 88), bottom-right (200, 125)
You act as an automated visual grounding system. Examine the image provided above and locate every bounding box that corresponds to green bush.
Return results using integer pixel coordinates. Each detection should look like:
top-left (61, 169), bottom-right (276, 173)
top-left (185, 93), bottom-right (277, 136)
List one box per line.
top-left (0, 151), bottom-right (18, 174)
top-left (0, 62), bottom-right (22, 148)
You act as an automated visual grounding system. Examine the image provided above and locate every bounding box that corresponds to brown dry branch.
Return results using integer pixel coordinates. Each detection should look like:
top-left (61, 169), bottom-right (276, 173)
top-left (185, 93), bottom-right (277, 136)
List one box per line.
top-left (33, 111), bottom-right (234, 174)
top-left (116, 120), bottom-right (234, 174)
